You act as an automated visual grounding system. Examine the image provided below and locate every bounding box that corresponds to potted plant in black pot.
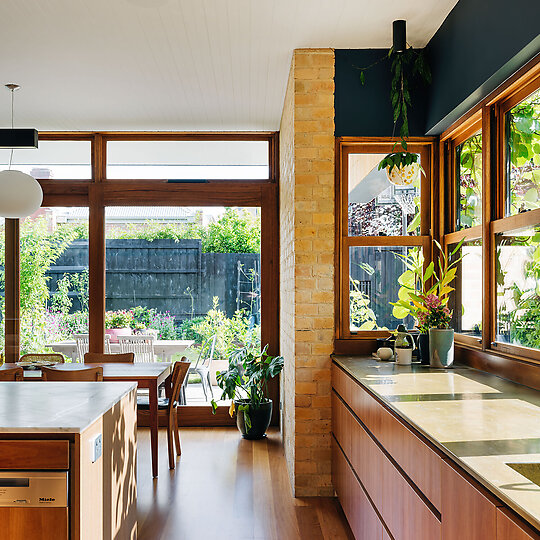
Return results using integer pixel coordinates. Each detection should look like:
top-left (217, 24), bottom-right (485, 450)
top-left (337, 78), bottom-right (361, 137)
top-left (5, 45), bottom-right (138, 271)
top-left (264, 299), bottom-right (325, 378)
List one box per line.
top-left (211, 344), bottom-right (283, 440)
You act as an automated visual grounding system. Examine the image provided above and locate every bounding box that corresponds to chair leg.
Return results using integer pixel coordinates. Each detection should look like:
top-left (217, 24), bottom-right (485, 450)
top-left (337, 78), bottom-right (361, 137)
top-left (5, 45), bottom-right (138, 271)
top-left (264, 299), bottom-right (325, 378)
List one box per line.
top-left (200, 374), bottom-right (208, 401)
top-left (166, 417), bottom-right (175, 470)
top-left (207, 373), bottom-right (214, 399)
top-left (173, 408), bottom-right (181, 456)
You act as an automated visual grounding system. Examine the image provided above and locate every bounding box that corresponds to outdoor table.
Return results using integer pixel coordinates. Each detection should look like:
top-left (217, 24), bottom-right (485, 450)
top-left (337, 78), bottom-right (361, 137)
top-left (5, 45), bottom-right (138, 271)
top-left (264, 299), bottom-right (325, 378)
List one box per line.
top-left (1, 361), bottom-right (172, 478)
top-left (46, 339), bottom-right (195, 362)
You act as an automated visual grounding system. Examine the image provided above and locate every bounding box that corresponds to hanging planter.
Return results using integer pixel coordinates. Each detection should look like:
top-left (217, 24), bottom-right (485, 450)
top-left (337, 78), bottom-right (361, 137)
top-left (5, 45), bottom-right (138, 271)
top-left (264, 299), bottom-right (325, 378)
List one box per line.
top-left (379, 151), bottom-right (422, 186)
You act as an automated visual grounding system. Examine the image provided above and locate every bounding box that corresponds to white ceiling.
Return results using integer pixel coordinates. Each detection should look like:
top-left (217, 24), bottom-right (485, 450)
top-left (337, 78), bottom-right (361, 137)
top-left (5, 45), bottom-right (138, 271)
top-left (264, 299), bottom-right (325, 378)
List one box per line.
top-left (0, 0), bottom-right (458, 131)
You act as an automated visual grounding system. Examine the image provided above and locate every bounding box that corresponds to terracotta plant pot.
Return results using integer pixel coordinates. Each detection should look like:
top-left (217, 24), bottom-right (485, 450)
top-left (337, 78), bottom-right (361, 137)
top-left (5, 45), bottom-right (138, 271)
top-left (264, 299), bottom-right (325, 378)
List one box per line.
top-left (105, 327), bottom-right (132, 343)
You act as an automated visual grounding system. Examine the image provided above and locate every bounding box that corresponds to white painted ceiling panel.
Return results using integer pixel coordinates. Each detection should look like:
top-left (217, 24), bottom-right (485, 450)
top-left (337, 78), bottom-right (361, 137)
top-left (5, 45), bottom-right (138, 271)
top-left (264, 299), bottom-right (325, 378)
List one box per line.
top-left (0, 0), bottom-right (458, 131)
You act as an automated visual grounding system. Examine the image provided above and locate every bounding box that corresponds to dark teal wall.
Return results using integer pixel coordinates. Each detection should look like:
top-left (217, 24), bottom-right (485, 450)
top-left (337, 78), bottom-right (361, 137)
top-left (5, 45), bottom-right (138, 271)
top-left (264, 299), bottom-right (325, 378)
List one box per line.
top-left (425, 0), bottom-right (540, 134)
top-left (334, 49), bottom-right (428, 137)
top-left (334, 0), bottom-right (540, 137)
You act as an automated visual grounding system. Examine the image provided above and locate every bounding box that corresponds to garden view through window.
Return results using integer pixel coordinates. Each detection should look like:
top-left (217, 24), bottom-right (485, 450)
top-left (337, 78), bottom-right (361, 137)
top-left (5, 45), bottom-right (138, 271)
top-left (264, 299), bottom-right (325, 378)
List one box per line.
top-left (456, 133), bottom-right (482, 229)
top-left (6, 205), bottom-right (261, 406)
top-left (506, 87), bottom-right (540, 216)
top-left (348, 153), bottom-right (421, 236)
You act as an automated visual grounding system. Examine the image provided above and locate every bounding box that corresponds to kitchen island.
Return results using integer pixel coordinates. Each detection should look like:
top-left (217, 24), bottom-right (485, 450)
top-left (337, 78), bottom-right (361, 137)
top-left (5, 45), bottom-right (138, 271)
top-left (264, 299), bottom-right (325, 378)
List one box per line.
top-left (0, 381), bottom-right (137, 540)
top-left (332, 356), bottom-right (540, 539)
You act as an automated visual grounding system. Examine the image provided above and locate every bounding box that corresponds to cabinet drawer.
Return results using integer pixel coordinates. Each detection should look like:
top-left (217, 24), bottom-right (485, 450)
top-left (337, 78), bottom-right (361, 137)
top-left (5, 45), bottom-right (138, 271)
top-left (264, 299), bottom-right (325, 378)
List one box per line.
top-left (0, 440), bottom-right (69, 469)
top-left (332, 363), bottom-right (441, 510)
top-left (441, 459), bottom-right (498, 539)
top-left (334, 393), bottom-right (440, 540)
top-left (333, 438), bottom-right (383, 540)
top-left (497, 508), bottom-right (540, 539)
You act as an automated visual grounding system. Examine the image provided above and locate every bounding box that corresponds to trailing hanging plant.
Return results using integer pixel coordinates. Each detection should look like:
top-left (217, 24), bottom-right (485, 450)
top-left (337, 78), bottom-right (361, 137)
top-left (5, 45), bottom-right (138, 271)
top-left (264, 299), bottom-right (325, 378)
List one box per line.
top-left (357, 44), bottom-right (431, 179)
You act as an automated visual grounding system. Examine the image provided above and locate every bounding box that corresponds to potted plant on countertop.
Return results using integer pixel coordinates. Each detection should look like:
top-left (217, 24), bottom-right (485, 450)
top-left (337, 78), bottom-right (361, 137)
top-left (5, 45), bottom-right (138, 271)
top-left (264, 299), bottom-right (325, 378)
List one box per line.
top-left (211, 344), bottom-right (284, 440)
top-left (105, 310), bottom-right (134, 343)
top-left (391, 240), bottom-right (465, 366)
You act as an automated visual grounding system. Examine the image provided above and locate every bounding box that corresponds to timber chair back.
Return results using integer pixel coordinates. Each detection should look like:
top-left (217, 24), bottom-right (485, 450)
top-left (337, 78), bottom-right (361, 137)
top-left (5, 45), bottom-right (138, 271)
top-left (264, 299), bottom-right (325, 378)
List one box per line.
top-left (0, 366), bottom-right (23, 381)
top-left (19, 353), bottom-right (65, 364)
top-left (41, 366), bottom-right (104, 382)
top-left (84, 352), bottom-right (135, 363)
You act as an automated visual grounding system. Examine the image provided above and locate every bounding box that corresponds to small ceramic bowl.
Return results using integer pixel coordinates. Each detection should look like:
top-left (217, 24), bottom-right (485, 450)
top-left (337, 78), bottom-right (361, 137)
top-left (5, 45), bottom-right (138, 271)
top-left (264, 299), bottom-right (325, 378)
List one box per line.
top-left (376, 347), bottom-right (394, 361)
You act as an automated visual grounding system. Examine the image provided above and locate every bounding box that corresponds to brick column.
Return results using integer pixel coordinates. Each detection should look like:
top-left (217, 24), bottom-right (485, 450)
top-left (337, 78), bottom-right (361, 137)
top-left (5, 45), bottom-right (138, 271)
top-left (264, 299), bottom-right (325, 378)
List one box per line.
top-left (279, 48), bottom-right (335, 497)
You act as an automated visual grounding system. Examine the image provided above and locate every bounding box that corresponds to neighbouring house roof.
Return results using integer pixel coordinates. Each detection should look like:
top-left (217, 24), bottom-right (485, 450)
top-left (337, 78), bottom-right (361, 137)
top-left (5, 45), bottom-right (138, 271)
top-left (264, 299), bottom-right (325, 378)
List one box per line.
top-left (56, 206), bottom-right (197, 224)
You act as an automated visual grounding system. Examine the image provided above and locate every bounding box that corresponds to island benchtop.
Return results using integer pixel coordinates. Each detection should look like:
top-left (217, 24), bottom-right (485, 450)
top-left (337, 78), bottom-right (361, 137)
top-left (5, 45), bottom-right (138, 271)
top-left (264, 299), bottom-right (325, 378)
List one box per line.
top-left (0, 381), bottom-right (137, 434)
top-left (332, 355), bottom-right (540, 531)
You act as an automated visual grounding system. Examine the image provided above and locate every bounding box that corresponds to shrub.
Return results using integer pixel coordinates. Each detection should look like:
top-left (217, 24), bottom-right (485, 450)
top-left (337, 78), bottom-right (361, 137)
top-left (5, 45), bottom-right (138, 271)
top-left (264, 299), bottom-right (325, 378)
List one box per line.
top-left (105, 310), bottom-right (134, 329)
top-left (180, 317), bottom-right (205, 342)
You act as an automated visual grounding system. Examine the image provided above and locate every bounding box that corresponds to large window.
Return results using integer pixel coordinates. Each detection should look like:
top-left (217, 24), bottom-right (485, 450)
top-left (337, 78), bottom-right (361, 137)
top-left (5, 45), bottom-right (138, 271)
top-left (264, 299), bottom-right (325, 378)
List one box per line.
top-left (19, 208), bottom-right (89, 355)
top-left (104, 206), bottom-right (261, 405)
top-left (444, 117), bottom-right (484, 347)
top-left (338, 142), bottom-right (432, 338)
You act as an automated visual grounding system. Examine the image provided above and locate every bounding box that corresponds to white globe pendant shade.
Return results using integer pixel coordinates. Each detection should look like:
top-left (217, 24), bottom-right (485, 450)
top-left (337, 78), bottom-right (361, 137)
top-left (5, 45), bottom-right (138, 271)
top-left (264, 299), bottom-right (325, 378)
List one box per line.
top-left (0, 169), bottom-right (43, 218)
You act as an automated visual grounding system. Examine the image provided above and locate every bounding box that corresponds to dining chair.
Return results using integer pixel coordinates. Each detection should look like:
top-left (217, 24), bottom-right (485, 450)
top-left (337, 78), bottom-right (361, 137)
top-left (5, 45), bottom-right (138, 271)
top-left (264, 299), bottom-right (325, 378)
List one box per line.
top-left (119, 335), bottom-right (156, 363)
top-left (137, 358), bottom-right (190, 469)
top-left (19, 353), bottom-right (65, 364)
top-left (41, 366), bottom-right (104, 381)
top-left (74, 334), bottom-right (112, 362)
top-left (185, 335), bottom-right (216, 402)
top-left (84, 352), bottom-right (135, 363)
top-left (0, 366), bottom-right (23, 381)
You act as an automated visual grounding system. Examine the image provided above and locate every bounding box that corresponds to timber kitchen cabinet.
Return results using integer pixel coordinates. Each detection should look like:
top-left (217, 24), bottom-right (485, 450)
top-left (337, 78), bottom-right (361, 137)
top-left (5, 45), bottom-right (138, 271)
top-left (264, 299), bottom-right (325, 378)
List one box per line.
top-left (331, 358), bottom-right (540, 540)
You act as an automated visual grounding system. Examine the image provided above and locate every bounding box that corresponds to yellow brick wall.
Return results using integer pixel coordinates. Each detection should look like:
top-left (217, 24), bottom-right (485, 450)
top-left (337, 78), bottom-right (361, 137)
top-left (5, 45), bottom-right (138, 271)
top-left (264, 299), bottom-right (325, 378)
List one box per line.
top-left (279, 48), bottom-right (335, 497)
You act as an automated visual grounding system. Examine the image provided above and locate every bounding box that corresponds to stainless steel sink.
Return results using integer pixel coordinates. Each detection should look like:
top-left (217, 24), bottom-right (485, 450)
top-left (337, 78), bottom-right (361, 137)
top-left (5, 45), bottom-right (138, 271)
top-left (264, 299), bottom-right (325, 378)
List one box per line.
top-left (507, 463), bottom-right (540, 488)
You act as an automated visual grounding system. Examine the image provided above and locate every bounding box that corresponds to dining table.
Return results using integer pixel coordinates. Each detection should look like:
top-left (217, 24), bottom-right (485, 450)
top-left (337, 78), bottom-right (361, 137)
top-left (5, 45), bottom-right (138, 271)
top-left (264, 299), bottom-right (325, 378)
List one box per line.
top-left (0, 361), bottom-right (172, 477)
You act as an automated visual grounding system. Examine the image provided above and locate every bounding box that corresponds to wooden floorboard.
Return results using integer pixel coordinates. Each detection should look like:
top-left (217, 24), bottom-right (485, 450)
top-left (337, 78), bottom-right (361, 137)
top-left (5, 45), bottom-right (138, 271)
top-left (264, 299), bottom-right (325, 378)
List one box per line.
top-left (136, 427), bottom-right (353, 540)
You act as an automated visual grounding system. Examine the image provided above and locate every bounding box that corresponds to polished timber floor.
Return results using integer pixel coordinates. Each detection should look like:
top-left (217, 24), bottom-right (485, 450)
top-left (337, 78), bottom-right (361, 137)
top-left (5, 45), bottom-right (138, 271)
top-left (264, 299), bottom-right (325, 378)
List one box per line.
top-left (137, 427), bottom-right (353, 540)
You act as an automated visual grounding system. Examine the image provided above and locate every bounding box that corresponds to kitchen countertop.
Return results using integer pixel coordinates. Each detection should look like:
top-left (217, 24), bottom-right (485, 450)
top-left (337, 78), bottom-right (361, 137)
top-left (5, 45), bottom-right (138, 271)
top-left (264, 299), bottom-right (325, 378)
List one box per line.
top-left (0, 381), bottom-right (137, 434)
top-left (333, 355), bottom-right (540, 531)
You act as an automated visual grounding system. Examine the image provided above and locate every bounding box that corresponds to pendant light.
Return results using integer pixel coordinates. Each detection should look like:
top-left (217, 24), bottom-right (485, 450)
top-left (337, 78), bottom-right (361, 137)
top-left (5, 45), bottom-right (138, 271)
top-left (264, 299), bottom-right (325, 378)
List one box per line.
top-left (0, 84), bottom-right (43, 218)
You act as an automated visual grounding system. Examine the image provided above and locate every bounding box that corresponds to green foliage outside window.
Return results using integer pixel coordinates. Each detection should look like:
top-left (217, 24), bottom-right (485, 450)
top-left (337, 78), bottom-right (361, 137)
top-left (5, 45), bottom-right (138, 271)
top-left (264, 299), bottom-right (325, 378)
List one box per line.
top-left (507, 88), bottom-right (540, 215)
top-left (457, 134), bottom-right (482, 229)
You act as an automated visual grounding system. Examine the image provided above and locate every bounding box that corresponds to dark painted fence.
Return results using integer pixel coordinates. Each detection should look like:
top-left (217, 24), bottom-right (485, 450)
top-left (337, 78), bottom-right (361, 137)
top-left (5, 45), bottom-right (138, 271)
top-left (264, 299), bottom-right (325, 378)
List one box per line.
top-left (47, 239), bottom-right (260, 322)
top-left (349, 245), bottom-right (415, 330)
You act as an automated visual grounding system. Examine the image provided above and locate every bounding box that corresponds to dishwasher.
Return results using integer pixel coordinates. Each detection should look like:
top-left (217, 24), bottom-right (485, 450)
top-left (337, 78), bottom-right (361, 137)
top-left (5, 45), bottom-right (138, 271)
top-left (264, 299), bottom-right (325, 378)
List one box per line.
top-left (0, 471), bottom-right (69, 540)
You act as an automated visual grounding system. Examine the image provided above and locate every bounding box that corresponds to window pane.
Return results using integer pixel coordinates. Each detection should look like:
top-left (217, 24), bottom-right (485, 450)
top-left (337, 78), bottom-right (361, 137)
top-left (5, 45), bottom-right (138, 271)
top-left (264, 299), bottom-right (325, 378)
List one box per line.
top-left (456, 133), bottom-right (482, 229)
top-left (449, 239), bottom-right (482, 336)
top-left (0, 141), bottom-right (91, 179)
top-left (349, 245), bottom-right (420, 331)
top-left (496, 226), bottom-right (540, 350)
top-left (506, 87), bottom-right (540, 216)
top-left (348, 153), bottom-right (421, 236)
top-left (105, 206), bottom-right (261, 406)
top-left (107, 140), bottom-right (269, 179)
top-left (20, 208), bottom-right (89, 356)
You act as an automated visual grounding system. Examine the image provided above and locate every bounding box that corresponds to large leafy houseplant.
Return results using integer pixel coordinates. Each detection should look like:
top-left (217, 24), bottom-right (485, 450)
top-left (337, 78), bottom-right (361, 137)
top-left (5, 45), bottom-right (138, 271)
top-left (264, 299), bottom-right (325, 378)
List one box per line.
top-left (391, 240), bottom-right (465, 331)
top-left (211, 344), bottom-right (283, 439)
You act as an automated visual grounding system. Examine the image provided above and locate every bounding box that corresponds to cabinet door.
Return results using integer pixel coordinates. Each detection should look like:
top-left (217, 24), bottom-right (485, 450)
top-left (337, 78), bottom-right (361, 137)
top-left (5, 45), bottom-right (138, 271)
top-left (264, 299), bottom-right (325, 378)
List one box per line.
top-left (497, 508), bottom-right (540, 540)
top-left (441, 459), bottom-right (498, 539)
top-left (0, 508), bottom-right (68, 540)
top-left (333, 439), bottom-right (383, 540)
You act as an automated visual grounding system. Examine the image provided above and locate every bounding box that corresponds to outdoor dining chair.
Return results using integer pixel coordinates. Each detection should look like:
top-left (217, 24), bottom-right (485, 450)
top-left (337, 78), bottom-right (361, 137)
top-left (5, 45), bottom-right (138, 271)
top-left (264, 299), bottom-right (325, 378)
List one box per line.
top-left (41, 365), bottom-right (104, 381)
top-left (19, 353), bottom-right (65, 364)
top-left (74, 334), bottom-right (111, 362)
top-left (119, 335), bottom-right (156, 363)
top-left (84, 352), bottom-right (135, 363)
top-left (0, 366), bottom-right (23, 381)
top-left (137, 358), bottom-right (190, 469)
top-left (184, 335), bottom-right (216, 402)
